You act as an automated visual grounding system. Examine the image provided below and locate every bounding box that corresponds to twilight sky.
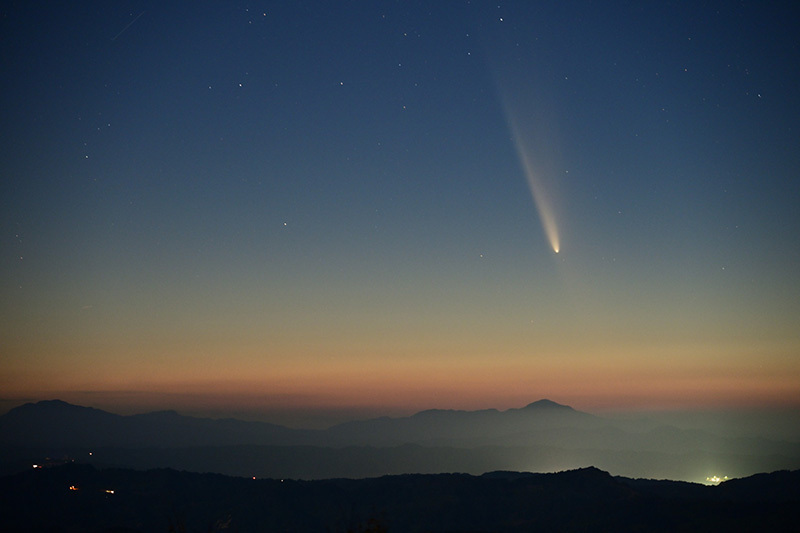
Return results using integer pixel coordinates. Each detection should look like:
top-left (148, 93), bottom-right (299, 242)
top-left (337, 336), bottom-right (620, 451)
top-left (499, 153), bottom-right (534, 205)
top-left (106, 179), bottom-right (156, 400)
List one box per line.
top-left (2, 1), bottom-right (799, 426)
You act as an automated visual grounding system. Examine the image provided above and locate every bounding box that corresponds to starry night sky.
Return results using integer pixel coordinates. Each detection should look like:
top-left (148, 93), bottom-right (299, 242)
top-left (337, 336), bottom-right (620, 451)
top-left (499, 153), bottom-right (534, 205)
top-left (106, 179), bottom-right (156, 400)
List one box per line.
top-left (2, 1), bottom-right (799, 425)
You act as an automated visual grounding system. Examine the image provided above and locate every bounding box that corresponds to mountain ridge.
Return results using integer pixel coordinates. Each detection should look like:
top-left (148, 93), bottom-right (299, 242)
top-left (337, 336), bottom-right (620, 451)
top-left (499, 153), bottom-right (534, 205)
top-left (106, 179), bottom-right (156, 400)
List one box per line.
top-left (3, 399), bottom-right (799, 483)
top-left (0, 397), bottom-right (584, 448)
top-left (2, 463), bottom-right (798, 532)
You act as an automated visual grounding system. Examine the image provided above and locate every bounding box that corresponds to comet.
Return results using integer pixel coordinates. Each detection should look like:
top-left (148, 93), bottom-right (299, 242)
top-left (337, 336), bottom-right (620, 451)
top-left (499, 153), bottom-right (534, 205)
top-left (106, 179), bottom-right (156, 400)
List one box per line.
top-left (505, 112), bottom-right (561, 255)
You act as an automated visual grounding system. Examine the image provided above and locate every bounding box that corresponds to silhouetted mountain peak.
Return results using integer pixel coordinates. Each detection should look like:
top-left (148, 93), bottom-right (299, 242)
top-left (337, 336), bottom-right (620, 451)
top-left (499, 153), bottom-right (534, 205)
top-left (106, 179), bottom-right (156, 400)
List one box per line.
top-left (4, 399), bottom-right (119, 420)
top-left (34, 399), bottom-right (72, 408)
top-left (558, 465), bottom-right (612, 478)
top-left (521, 399), bottom-right (573, 410)
top-left (12, 399), bottom-right (94, 413)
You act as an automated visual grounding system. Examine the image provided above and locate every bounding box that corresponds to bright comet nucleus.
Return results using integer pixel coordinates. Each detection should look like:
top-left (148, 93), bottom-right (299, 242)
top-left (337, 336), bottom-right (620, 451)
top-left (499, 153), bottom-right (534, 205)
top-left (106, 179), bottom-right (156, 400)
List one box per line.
top-left (496, 82), bottom-right (562, 255)
top-left (507, 116), bottom-right (561, 255)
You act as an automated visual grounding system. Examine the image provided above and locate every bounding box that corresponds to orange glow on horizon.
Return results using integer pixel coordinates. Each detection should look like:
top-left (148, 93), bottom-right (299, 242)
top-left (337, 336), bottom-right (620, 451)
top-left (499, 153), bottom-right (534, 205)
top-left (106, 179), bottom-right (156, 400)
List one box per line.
top-left (3, 304), bottom-right (799, 421)
top-left (5, 353), bottom-right (798, 420)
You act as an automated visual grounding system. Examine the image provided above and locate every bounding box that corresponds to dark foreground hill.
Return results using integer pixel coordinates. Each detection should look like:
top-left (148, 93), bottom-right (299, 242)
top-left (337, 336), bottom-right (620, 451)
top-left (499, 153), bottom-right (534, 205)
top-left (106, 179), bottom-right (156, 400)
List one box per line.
top-left (1, 464), bottom-right (798, 532)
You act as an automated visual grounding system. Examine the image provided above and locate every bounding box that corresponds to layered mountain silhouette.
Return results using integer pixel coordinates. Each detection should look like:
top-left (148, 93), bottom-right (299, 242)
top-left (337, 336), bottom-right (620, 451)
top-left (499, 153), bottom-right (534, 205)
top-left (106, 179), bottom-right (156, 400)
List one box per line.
top-left (0, 399), bottom-right (595, 448)
top-left (0, 399), bottom-right (304, 447)
top-left (2, 399), bottom-right (800, 483)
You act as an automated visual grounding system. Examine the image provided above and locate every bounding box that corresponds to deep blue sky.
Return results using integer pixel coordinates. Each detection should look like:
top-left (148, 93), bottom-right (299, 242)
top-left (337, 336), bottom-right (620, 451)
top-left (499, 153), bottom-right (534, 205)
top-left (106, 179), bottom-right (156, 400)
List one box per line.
top-left (2, 1), bottom-right (799, 423)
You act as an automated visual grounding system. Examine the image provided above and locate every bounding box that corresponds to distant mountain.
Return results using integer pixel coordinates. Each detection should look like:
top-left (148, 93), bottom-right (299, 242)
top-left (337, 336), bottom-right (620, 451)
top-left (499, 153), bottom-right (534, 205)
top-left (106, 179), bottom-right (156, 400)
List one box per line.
top-left (3, 399), bottom-right (800, 482)
top-left (323, 398), bottom-right (599, 446)
top-left (0, 399), bottom-right (309, 448)
top-left (0, 398), bottom-right (594, 449)
top-left (1, 463), bottom-right (798, 532)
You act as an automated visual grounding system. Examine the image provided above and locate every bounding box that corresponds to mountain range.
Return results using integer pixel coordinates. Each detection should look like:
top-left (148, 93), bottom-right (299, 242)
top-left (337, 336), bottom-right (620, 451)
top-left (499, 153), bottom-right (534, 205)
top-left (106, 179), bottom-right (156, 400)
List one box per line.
top-left (0, 399), bottom-right (593, 448)
top-left (2, 399), bottom-right (799, 483)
